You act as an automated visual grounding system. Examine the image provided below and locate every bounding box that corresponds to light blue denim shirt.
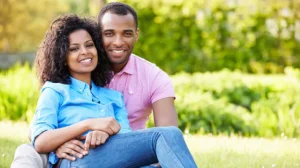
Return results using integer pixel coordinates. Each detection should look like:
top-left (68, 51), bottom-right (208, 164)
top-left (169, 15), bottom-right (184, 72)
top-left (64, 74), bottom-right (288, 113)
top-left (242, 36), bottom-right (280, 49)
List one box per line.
top-left (30, 77), bottom-right (131, 166)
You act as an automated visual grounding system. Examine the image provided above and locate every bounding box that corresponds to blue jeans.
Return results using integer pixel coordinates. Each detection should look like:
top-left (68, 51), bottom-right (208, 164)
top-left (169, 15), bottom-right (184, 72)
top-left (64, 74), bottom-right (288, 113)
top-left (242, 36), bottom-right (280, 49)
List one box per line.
top-left (60, 126), bottom-right (197, 168)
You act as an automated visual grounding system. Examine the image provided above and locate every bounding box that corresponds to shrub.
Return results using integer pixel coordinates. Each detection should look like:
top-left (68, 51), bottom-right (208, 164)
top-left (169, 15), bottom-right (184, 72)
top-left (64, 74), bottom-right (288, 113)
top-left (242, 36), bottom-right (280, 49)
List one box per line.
top-left (0, 63), bottom-right (39, 122)
top-left (1, 65), bottom-right (300, 137)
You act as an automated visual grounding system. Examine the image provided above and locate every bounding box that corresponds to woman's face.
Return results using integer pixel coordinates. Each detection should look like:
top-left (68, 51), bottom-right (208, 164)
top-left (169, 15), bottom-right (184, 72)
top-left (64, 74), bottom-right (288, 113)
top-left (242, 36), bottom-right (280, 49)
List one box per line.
top-left (66, 29), bottom-right (98, 79)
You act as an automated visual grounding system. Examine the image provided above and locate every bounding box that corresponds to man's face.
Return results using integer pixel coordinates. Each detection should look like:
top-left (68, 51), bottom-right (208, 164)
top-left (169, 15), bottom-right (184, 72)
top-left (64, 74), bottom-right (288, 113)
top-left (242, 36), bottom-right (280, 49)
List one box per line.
top-left (101, 12), bottom-right (139, 70)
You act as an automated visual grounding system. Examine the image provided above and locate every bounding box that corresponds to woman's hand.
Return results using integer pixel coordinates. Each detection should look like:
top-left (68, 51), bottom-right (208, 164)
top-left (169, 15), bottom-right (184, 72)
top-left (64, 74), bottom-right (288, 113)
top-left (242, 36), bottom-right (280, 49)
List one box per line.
top-left (88, 117), bottom-right (121, 135)
top-left (80, 130), bottom-right (110, 151)
top-left (56, 139), bottom-right (88, 161)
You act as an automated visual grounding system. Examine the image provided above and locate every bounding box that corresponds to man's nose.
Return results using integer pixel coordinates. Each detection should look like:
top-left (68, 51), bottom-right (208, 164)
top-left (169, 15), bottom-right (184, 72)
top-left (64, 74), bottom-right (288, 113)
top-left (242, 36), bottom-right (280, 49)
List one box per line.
top-left (113, 35), bottom-right (124, 46)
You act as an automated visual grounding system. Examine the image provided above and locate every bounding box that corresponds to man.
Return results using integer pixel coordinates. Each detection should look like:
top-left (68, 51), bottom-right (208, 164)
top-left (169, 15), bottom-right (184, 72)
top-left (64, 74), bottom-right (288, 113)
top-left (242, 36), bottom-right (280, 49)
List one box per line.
top-left (11, 2), bottom-right (177, 168)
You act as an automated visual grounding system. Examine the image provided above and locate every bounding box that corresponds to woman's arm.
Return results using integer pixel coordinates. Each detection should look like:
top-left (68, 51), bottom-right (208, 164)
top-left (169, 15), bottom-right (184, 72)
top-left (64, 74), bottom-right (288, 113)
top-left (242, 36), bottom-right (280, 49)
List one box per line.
top-left (34, 120), bottom-right (89, 153)
top-left (31, 87), bottom-right (121, 153)
top-left (34, 117), bottom-right (121, 153)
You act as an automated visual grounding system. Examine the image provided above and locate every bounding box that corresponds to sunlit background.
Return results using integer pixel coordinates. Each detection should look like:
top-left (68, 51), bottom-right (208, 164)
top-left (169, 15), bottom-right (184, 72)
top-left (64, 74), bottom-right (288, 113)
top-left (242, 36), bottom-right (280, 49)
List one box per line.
top-left (1, 0), bottom-right (299, 73)
top-left (1, 0), bottom-right (300, 167)
top-left (1, 0), bottom-right (300, 136)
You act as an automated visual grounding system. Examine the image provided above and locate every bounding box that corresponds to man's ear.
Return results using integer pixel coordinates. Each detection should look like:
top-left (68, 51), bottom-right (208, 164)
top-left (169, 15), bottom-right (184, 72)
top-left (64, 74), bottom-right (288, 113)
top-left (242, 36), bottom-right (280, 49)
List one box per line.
top-left (135, 28), bottom-right (140, 42)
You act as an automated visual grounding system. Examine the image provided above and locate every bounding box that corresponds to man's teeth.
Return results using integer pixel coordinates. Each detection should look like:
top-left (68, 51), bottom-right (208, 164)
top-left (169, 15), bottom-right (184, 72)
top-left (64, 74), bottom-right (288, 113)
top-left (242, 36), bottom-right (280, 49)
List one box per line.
top-left (112, 50), bottom-right (124, 53)
top-left (80, 58), bottom-right (91, 63)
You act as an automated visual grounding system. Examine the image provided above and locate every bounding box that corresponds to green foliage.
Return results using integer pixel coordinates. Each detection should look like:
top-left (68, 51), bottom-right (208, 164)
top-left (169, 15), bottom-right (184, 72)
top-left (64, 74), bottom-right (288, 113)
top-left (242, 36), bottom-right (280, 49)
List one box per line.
top-left (0, 0), bottom-right (105, 52)
top-left (0, 0), bottom-right (69, 52)
top-left (172, 68), bottom-right (300, 137)
top-left (1, 65), bottom-right (300, 137)
top-left (1, 0), bottom-right (299, 73)
top-left (115, 0), bottom-right (300, 74)
top-left (0, 63), bottom-right (39, 122)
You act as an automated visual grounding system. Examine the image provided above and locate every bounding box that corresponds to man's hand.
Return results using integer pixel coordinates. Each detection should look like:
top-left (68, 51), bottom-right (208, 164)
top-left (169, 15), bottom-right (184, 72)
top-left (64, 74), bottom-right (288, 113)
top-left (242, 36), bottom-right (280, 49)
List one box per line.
top-left (56, 139), bottom-right (88, 161)
top-left (88, 117), bottom-right (121, 135)
top-left (80, 130), bottom-right (109, 151)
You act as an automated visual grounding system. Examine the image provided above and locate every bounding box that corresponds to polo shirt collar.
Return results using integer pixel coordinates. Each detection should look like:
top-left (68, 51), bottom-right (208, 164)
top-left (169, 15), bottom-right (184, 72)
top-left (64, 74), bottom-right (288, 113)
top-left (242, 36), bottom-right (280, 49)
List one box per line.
top-left (116, 54), bottom-right (135, 75)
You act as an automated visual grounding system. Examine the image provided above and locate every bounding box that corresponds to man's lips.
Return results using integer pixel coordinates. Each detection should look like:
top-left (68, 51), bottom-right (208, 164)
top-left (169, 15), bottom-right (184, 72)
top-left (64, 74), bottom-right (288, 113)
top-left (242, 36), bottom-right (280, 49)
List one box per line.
top-left (112, 49), bottom-right (125, 53)
top-left (109, 49), bottom-right (126, 54)
top-left (109, 49), bottom-right (126, 57)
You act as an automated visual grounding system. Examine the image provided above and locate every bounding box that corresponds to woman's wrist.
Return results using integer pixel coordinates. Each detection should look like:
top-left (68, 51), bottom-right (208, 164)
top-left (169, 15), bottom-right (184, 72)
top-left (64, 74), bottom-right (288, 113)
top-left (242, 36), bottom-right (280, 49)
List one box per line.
top-left (79, 119), bottom-right (91, 131)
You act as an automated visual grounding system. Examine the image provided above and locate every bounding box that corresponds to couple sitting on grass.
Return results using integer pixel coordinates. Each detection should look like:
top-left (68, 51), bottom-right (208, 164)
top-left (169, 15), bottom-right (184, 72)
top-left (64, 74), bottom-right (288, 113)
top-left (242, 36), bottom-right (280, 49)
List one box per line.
top-left (11, 2), bottom-right (197, 168)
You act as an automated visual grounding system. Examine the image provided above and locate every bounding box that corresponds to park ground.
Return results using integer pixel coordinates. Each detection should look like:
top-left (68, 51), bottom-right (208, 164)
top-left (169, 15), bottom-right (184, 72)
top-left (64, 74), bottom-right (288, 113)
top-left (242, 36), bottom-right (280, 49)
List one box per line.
top-left (0, 121), bottom-right (300, 168)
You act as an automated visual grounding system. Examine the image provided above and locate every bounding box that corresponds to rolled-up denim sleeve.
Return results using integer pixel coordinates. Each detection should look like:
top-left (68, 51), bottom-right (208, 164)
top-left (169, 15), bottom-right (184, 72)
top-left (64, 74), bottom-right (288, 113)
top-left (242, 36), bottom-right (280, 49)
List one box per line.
top-left (115, 93), bottom-right (131, 133)
top-left (30, 87), bottom-right (61, 146)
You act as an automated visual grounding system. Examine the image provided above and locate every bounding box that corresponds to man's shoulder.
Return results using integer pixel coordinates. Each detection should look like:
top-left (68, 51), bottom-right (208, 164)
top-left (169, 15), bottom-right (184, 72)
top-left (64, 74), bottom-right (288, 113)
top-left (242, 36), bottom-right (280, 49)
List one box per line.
top-left (130, 54), bottom-right (172, 86)
top-left (132, 54), bottom-right (162, 72)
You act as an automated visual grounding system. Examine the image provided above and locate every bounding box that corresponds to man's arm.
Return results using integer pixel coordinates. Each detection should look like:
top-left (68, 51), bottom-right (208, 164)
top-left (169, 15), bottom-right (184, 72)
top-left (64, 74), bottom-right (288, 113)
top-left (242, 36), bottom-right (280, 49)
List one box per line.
top-left (152, 97), bottom-right (178, 127)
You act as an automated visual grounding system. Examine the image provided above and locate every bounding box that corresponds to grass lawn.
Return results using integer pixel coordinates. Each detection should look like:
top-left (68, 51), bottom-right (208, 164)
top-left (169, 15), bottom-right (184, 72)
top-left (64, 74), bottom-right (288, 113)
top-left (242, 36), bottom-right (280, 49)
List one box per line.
top-left (1, 121), bottom-right (300, 168)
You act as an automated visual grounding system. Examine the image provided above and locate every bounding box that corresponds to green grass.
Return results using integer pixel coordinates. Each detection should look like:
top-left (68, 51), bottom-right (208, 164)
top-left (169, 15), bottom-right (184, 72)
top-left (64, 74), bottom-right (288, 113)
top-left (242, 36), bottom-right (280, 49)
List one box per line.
top-left (1, 121), bottom-right (300, 168)
top-left (0, 121), bottom-right (29, 168)
top-left (186, 135), bottom-right (300, 167)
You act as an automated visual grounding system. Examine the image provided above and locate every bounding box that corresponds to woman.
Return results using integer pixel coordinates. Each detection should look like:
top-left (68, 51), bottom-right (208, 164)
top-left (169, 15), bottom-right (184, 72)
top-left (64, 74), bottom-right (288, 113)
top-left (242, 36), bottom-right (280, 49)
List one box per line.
top-left (31, 14), bottom-right (197, 168)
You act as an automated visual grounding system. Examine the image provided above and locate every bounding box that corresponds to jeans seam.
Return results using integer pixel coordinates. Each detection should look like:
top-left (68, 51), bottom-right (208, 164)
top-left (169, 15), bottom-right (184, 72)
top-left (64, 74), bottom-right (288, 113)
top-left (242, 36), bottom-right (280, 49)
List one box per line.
top-left (158, 135), bottom-right (184, 168)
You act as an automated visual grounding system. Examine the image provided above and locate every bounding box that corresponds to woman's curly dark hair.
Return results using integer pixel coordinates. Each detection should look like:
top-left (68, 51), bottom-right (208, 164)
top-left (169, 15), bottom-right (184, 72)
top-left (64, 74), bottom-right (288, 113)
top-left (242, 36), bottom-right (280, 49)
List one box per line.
top-left (35, 14), bottom-right (112, 87)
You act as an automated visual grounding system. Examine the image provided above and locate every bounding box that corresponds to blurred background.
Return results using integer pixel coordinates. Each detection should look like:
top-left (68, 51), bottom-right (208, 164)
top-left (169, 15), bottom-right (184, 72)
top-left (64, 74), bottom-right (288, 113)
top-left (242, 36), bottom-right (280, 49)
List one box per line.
top-left (1, 0), bottom-right (300, 138)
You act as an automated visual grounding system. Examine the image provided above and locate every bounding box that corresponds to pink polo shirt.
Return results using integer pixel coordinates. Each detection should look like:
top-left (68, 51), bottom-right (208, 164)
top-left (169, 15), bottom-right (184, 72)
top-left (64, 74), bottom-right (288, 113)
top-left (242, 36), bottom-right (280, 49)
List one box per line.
top-left (107, 54), bottom-right (175, 130)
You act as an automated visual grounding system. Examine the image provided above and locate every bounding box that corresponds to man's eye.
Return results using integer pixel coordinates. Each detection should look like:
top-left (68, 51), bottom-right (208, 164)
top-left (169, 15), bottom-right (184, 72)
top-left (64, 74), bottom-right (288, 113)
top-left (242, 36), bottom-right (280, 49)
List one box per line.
top-left (104, 32), bottom-right (113, 36)
top-left (125, 33), bottom-right (133, 37)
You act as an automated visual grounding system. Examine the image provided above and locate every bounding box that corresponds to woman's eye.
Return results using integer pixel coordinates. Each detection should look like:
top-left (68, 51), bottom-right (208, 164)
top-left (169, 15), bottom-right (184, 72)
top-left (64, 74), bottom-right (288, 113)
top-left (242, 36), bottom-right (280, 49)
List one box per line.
top-left (69, 47), bottom-right (78, 52)
top-left (86, 43), bottom-right (95, 48)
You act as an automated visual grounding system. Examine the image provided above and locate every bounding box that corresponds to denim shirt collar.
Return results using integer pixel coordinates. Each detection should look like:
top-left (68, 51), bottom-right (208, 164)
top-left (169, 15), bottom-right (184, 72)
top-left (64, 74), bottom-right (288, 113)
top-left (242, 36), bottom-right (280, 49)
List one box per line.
top-left (70, 77), bottom-right (97, 96)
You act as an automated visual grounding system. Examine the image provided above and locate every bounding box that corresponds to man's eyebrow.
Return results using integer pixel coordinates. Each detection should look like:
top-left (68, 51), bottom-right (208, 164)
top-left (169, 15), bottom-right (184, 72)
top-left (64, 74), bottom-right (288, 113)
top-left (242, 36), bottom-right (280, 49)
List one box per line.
top-left (124, 30), bottom-right (134, 32)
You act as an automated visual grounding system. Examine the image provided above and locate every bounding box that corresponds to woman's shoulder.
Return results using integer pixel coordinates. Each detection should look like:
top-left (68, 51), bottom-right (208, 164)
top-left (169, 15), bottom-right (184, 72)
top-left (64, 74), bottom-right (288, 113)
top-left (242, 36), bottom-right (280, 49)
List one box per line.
top-left (42, 81), bottom-right (70, 94)
top-left (97, 87), bottom-right (124, 105)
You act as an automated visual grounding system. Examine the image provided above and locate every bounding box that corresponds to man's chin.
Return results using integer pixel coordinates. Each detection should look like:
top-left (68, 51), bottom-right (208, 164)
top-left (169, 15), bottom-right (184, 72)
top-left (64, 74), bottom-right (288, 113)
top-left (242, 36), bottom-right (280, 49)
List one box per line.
top-left (109, 59), bottom-right (124, 65)
top-left (109, 57), bottom-right (129, 65)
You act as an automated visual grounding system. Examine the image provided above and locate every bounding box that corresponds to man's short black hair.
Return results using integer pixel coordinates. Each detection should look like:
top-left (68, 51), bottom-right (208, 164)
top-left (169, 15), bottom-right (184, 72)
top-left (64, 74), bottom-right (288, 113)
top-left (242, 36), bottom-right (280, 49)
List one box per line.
top-left (98, 2), bottom-right (138, 28)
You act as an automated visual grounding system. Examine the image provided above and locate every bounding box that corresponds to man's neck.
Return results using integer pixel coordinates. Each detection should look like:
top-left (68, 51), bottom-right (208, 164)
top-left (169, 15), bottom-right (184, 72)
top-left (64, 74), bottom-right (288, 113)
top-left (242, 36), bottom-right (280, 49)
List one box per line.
top-left (112, 63), bottom-right (127, 74)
